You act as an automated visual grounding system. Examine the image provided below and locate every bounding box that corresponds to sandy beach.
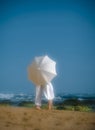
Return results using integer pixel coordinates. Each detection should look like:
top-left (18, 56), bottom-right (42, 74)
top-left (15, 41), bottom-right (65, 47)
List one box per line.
top-left (0, 106), bottom-right (95, 130)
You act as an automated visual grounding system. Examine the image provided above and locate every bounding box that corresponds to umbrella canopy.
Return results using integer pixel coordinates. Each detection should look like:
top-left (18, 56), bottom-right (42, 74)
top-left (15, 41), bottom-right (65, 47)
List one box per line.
top-left (28, 55), bottom-right (57, 86)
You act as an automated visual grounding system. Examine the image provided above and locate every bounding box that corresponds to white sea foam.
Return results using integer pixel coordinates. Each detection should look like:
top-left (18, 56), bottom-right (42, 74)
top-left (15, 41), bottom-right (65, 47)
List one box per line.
top-left (0, 93), bottom-right (34, 102)
top-left (54, 96), bottom-right (62, 100)
top-left (0, 93), bottom-right (14, 100)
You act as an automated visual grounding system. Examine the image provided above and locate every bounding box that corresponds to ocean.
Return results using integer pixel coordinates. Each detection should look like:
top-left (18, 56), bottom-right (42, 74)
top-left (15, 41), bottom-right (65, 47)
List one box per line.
top-left (0, 93), bottom-right (95, 111)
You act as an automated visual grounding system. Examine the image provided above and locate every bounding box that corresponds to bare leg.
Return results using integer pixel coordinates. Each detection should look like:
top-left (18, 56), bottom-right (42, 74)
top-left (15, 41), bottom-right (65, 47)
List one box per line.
top-left (48, 100), bottom-right (53, 110)
top-left (35, 86), bottom-right (43, 109)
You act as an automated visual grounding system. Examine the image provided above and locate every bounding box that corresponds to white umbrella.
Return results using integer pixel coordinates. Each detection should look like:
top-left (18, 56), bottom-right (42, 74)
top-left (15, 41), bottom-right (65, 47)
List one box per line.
top-left (28, 55), bottom-right (57, 86)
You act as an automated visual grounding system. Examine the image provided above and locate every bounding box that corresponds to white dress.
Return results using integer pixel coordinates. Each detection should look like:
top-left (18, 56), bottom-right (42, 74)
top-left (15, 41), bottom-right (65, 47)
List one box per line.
top-left (35, 82), bottom-right (54, 106)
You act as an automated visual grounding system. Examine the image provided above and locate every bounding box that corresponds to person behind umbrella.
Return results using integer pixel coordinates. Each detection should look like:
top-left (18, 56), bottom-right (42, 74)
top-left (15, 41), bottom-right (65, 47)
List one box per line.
top-left (35, 82), bottom-right (54, 110)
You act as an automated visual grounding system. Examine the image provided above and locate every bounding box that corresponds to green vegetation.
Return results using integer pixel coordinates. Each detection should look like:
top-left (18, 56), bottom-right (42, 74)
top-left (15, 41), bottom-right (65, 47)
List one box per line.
top-left (19, 101), bottom-right (35, 108)
top-left (0, 98), bottom-right (94, 112)
top-left (75, 105), bottom-right (92, 112)
top-left (56, 104), bottom-right (93, 112)
top-left (0, 103), bottom-right (10, 106)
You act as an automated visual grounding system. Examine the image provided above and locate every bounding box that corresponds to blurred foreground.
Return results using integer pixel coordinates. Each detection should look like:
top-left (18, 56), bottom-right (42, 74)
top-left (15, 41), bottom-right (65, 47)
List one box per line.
top-left (0, 106), bottom-right (95, 130)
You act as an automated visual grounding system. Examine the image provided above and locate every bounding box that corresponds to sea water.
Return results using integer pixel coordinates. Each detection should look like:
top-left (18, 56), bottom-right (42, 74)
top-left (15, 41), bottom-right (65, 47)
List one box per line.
top-left (0, 93), bottom-right (95, 107)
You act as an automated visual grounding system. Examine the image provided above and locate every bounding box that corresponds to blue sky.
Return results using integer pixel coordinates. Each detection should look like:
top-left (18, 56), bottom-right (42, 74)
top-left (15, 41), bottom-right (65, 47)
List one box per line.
top-left (0, 0), bottom-right (95, 94)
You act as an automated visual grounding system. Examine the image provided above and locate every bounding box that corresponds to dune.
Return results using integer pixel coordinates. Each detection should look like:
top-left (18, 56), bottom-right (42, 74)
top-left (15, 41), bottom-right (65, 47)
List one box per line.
top-left (0, 106), bottom-right (95, 130)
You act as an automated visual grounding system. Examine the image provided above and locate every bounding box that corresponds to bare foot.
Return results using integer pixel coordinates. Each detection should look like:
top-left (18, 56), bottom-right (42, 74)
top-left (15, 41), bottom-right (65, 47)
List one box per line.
top-left (36, 106), bottom-right (41, 110)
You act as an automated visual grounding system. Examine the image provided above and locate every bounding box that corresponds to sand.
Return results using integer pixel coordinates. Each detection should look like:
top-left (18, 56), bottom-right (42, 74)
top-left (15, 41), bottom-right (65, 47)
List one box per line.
top-left (0, 106), bottom-right (95, 130)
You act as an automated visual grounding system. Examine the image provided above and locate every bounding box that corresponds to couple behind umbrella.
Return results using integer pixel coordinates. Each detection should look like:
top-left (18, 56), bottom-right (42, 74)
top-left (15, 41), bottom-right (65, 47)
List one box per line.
top-left (28, 55), bottom-right (57, 110)
top-left (35, 82), bottom-right (54, 110)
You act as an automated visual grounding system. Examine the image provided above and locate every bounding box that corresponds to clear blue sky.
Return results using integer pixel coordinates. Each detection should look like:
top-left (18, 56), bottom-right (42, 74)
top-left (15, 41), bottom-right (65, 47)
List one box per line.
top-left (0, 0), bottom-right (95, 94)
